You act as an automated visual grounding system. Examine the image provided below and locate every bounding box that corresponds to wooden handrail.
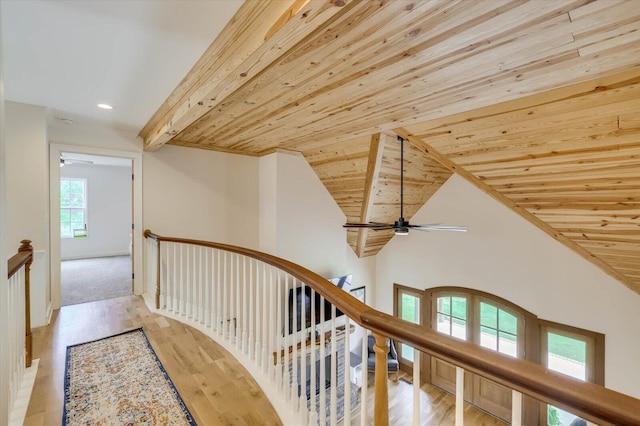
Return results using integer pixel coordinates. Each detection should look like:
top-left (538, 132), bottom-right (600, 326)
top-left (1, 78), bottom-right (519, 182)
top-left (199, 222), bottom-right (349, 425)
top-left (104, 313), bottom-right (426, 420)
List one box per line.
top-left (7, 240), bottom-right (33, 368)
top-left (143, 230), bottom-right (640, 425)
top-left (8, 250), bottom-right (31, 279)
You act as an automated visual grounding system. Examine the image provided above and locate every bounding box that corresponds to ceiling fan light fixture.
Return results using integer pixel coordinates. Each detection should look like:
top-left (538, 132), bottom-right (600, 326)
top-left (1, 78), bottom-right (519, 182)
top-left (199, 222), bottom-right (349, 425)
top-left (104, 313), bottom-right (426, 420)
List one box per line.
top-left (395, 228), bottom-right (409, 236)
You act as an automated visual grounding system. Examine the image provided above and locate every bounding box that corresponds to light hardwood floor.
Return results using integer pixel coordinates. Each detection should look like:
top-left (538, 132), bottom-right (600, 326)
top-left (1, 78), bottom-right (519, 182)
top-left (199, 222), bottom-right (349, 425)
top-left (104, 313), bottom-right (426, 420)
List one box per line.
top-left (24, 295), bottom-right (506, 425)
top-left (24, 295), bottom-right (282, 425)
top-left (350, 372), bottom-right (507, 426)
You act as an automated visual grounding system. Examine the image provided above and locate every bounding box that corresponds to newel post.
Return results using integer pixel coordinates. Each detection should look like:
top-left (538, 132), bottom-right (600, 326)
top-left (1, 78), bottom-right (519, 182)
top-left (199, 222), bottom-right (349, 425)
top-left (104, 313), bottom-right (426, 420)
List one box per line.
top-left (372, 332), bottom-right (390, 426)
top-left (18, 240), bottom-right (33, 368)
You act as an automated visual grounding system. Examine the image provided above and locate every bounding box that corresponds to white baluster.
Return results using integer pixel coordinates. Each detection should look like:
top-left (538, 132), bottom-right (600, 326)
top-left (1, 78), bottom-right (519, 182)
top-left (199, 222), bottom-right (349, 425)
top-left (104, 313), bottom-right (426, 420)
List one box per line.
top-left (300, 282), bottom-right (308, 425)
top-left (330, 305), bottom-right (337, 426)
top-left (268, 267), bottom-right (275, 380)
top-left (344, 316), bottom-right (351, 426)
top-left (222, 251), bottom-right (228, 340)
top-left (242, 256), bottom-right (248, 354)
top-left (255, 262), bottom-right (262, 365)
top-left (413, 350), bottom-right (421, 426)
top-left (262, 263), bottom-right (269, 371)
top-left (216, 249), bottom-right (222, 336)
top-left (360, 329), bottom-right (368, 426)
top-left (283, 273), bottom-right (291, 401)
top-left (249, 258), bottom-right (255, 358)
top-left (183, 244), bottom-right (193, 318)
top-left (275, 270), bottom-right (282, 391)
top-left (319, 296), bottom-right (326, 426)
top-left (308, 288), bottom-right (318, 426)
top-left (179, 243), bottom-right (185, 315)
top-left (291, 278), bottom-right (299, 412)
top-left (197, 246), bottom-right (201, 320)
top-left (455, 366), bottom-right (464, 426)
top-left (236, 254), bottom-right (241, 349)
top-left (512, 390), bottom-right (522, 426)
top-left (204, 247), bottom-right (210, 326)
top-left (229, 253), bottom-right (235, 340)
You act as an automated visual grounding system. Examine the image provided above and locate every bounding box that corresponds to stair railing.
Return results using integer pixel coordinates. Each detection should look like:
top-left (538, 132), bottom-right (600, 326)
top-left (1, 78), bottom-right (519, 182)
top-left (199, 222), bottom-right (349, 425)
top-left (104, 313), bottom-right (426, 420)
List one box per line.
top-left (144, 230), bottom-right (640, 426)
top-left (6, 240), bottom-right (33, 417)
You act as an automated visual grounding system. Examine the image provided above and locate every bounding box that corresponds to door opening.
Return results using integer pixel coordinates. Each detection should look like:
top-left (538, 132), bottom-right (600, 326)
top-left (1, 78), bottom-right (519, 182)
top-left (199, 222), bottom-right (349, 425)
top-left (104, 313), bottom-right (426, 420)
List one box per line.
top-left (58, 152), bottom-right (133, 306)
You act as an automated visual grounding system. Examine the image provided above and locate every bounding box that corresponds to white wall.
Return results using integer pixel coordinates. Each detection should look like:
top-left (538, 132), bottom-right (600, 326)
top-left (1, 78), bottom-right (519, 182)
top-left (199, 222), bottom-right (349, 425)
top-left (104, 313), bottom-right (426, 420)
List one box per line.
top-left (143, 144), bottom-right (259, 249)
top-left (5, 101), bottom-right (50, 326)
top-left (375, 174), bottom-right (640, 399)
top-left (260, 152), bottom-right (377, 300)
top-left (0, 7), bottom-right (10, 420)
top-left (60, 164), bottom-right (131, 259)
top-left (5, 102), bottom-right (48, 255)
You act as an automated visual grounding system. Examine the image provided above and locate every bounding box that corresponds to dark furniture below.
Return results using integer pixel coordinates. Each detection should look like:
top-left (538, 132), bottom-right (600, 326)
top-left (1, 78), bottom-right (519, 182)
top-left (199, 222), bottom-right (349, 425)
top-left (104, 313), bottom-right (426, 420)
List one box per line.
top-left (366, 334), bottom-right (399, 381)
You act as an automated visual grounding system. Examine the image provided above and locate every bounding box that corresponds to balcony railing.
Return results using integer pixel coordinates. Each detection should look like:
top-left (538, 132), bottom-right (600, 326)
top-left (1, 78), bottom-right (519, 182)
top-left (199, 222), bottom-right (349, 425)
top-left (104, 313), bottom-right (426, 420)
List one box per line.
top-left (144, 230), bottom-right (640, 425)
top-left (6, 240), bottom-right (33, 420)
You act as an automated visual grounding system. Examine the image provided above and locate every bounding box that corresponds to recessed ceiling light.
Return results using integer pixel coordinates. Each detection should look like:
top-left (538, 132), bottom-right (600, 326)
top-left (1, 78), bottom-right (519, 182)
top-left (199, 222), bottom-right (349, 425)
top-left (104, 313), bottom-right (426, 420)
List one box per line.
top-left (97, 103), bottom-right (113, 110)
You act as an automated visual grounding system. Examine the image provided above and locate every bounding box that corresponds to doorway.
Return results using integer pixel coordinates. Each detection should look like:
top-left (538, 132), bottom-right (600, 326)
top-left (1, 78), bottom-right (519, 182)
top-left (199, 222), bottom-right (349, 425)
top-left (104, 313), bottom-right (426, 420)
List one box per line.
top-left (49, 144), bottom-right (143, 312)
top-left (59, 152), bottom-right (133, 306)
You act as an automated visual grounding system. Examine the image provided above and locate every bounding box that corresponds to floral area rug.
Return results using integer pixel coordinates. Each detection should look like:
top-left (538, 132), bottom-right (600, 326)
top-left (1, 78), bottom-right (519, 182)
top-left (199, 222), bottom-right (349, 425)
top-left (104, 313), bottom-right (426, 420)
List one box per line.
top-left (63, 328), bottom-right (196, 425)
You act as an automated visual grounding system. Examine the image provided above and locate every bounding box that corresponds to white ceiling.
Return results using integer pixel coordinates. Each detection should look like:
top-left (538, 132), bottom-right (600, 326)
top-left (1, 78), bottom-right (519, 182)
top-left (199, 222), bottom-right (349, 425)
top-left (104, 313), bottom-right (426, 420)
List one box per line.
top-left (1, 0), bottom-right (242, 133)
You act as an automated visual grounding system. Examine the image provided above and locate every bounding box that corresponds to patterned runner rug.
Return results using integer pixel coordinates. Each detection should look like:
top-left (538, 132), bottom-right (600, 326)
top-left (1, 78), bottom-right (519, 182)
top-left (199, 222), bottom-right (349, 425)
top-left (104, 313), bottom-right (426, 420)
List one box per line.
top-left (63, 328), bottom-right (196, 425)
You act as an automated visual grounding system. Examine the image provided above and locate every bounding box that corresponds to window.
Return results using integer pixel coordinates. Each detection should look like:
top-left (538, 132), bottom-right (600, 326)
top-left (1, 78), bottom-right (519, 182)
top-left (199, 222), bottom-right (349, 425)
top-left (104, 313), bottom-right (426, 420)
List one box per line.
top-left (435, 295), bottom-right (467, 340)
top-left (60, 178), bottom-right (87, 238)
top-left (394, 285), bottom-right (423, 364)
top-left (541, 322), bottom-right (604, 426)
top-left (479, 301), bottom-right (518, 358)
top-left (392, 286), bottom-right (604, 424)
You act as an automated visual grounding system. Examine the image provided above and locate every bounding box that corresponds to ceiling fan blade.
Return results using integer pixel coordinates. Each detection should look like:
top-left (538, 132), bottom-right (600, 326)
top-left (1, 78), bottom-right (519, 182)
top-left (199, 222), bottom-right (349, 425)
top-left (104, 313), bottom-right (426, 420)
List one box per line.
top-left (409, 224), bottom-right (468, 232)
top-left (343, 223), bottom-right (393, 229)
top-left (61, 156), bottom-right (94, 165)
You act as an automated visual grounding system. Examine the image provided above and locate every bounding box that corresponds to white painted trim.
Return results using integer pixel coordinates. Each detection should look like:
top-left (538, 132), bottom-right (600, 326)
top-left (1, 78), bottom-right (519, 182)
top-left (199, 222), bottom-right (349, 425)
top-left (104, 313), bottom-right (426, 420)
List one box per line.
top-left (8, 359), bottom-right (39, 426)
top-left (49, 143), bottom-right (143, 311)
top-left (46, 303), bottom-right (53, 326)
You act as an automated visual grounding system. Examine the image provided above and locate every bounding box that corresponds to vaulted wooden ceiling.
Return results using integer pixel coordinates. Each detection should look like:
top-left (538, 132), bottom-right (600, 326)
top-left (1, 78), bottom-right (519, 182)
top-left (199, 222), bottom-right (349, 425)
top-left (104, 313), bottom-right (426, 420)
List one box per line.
top-left (140, 0), bottom-right (640, 294)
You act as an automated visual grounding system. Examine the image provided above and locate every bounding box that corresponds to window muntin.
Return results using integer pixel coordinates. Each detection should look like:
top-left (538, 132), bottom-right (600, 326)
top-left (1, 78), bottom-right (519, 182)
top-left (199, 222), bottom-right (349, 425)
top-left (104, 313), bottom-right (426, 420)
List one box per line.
top-left (479, 301), bottom-right (518, 358)
top-left (60, 178), bottom-right (87, 238)
top-left (436, 296), bottom-right (467, 340)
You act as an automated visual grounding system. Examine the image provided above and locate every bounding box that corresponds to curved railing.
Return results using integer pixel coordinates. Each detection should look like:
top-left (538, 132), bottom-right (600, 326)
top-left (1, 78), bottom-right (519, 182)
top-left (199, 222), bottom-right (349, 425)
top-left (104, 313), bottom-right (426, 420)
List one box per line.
top-left (144, 230), bottom-right (640, 425)
top-left (6, 240), bottom-right (33, 419)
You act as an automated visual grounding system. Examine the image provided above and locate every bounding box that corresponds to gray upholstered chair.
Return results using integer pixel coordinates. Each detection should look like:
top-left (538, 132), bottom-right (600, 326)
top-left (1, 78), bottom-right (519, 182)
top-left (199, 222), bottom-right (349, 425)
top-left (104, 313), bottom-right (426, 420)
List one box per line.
top-left (366, 334), bottom-right (399, 381)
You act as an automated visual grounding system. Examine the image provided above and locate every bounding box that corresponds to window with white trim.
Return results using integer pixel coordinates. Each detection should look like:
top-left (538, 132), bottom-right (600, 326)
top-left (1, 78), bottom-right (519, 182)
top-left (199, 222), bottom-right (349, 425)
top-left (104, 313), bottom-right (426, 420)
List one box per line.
top-left (60, 178), bottom-right (87, 238)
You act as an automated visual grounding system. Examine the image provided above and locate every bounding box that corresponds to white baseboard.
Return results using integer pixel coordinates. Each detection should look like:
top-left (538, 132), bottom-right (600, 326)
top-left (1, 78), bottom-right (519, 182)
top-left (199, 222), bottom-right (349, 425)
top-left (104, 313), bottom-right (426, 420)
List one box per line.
top-left (61, 251), bottom-right (130, 261)
top-left (8, 359), bottom-right (39, 426)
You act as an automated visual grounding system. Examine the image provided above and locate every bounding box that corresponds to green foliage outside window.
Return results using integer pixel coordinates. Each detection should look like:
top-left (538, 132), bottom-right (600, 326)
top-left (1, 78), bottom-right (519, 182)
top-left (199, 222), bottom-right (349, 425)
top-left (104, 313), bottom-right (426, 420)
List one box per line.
top-left (60, 179), bottom-right (86, 238)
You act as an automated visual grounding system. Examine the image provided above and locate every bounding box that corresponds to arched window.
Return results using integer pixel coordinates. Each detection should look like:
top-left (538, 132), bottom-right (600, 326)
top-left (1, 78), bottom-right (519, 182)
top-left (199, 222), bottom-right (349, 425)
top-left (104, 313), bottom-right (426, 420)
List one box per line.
top-left (393, 284), bottom-right (604, 425)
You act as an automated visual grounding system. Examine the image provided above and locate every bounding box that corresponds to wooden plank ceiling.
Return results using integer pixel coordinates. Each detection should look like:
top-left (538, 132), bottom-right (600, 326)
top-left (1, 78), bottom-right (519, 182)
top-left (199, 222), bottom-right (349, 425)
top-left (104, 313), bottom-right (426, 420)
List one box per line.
top-left (140, 0), bottom-right (640, 294)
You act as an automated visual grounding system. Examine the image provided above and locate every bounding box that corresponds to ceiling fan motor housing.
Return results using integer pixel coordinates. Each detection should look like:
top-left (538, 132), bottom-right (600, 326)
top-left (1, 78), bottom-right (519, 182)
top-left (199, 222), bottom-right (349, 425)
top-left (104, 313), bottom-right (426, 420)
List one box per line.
top-left (394, 218), bottom-right (409, 235)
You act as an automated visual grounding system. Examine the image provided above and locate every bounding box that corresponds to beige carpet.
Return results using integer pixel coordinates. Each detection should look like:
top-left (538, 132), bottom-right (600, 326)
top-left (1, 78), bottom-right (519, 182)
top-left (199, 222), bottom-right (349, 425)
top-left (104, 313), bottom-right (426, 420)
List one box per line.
top-left (61, 256), bottom-right (132, 306)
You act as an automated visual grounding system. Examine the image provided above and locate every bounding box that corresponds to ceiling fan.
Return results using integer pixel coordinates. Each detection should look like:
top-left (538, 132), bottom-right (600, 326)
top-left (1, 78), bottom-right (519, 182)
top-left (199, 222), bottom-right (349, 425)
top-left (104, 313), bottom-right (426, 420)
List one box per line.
top-left (343, 135), bottom-right (467, 236)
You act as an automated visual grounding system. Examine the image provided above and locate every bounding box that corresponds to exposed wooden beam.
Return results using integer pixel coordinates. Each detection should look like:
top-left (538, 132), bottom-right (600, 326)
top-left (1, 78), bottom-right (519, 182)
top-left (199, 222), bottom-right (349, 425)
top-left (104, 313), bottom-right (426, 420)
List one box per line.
top-left (141, 0), bottom-right (353, 151)
top-left (395, 127), bottom-right (639, 294)
top-left (356, 133), bottom-right (386, 257)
